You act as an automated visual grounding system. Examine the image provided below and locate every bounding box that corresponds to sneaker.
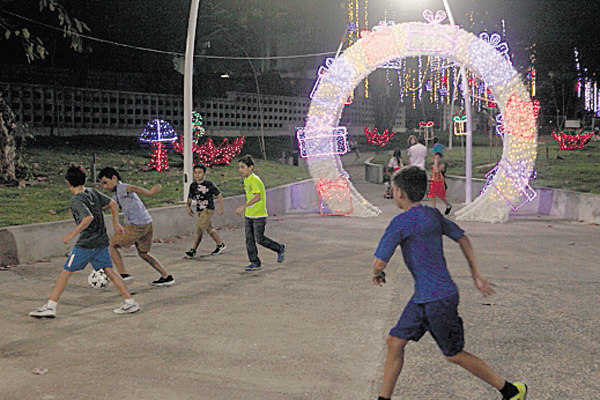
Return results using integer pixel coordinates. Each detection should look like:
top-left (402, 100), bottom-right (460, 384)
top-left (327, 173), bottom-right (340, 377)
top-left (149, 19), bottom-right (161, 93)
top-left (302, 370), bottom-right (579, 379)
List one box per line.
top-left (245, 263), bottom-right (261, 272)
top-left (211, 243), bottom-right (226, 255)
top-left (444, 204), bottom-right (452, 215)
top-left (113, 301), bottom-right (140, 314)
top-left (185, 249), bottom-right (196, 258)
top-left (29, 305), bottom-right (56, 319)
top-left (152, 275), bottom-right (175, 286)
top-left (277, 244), bottom-right (286, 263)
top-left (508, 383), bottom-right (527, 400)
top-left (120, 273), bottom-right (133, 281)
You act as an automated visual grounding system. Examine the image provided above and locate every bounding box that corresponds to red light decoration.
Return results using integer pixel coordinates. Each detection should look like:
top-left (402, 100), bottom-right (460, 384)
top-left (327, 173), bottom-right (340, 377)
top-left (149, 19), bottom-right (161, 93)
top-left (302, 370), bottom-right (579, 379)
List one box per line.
top-left (147, 143), bottom-right (171, 172)
top-left (173, 136), bottom-right (245, 167)
top-left (316, 175), bottom-right (353, 216)
top-left (364, 127), bottom-right (395, 147)
top-left (551, 130), bottom-right (594, 150)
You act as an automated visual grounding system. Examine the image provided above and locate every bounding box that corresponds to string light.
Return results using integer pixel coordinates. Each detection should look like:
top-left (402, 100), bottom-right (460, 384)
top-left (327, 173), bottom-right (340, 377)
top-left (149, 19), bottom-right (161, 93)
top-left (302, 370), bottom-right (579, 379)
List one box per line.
top-left (139, 119), bottom-right (178, 172)
top-left (363, 127), bottom-right (395, 147)
top-left (296, 125), bottom-right (349, 158)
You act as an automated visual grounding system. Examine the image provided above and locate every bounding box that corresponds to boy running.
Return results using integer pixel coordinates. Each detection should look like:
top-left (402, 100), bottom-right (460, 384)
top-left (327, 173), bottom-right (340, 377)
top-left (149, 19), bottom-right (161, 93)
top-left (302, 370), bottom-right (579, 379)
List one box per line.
top-left (185, 164), bottom-right (226, 258)
top-left (30, 165), bottom-right (139, 318)
top-left (235, 155), bottom-right (286, 272)
top-left (372, 166), bottom-right (527, 400)
top-left (98, 167), bottom-right (174, 286)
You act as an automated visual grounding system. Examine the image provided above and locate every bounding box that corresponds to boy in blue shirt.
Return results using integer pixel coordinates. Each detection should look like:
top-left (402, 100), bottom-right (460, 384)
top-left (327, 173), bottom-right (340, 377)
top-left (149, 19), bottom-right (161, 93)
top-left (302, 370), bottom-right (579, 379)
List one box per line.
top-left (372, 166), bottom-right (526, 400)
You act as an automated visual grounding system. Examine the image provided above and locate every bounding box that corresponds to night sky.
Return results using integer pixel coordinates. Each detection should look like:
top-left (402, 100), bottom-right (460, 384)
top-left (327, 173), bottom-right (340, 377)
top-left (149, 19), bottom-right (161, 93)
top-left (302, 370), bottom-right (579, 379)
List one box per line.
top-left (2, 0), bottom-right (600, 78)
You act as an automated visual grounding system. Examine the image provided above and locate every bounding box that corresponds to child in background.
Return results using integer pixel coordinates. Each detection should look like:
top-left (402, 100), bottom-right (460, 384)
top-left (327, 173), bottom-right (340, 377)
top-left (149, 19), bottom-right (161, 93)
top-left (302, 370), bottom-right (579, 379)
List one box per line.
top-left (185, 164), bottom-right (226, 258)
top-left (427, 152), bottom-right (452, 215)
top-left (432, 137), bottom-right (444, 156)
top-left (98, 167), bottom-right (174, 286)
top-left (384, 149), bottom-right (404, 199)
top-left (371, 166), bottom-right (527, 400)
top-left (30, 165), bottom-right (139, 318)
top-left (235, 155), bottom-right (286, 272)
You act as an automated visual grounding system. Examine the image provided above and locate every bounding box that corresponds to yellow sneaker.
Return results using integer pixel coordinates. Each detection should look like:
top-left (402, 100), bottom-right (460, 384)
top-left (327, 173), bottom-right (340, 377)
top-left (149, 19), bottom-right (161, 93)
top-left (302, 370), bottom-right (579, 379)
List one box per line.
top-left (509, 382), bottom-right (527, 400)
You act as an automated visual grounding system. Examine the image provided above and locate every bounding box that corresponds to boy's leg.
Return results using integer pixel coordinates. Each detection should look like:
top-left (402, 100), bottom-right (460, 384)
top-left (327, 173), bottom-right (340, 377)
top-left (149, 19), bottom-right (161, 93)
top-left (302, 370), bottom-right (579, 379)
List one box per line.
top-left (191, 231), bottom-right (202, 250)
top-left (49, 269), bottom-right (73, 302)
top-left (245, 219), bottom-right (260, 266)
top-left (252, 219), bottom-right (283, 253)
top-left (139, 251), bottom-right (168, 277)
top-left (379, 336), bottom-right (409, 399)
top-left (103, 267), bottom-right (133, 300)
top-left (208, 229), bottom-right (223, 245)
top-left (445, 350), bottom-right (505, 389)
top-left (109, 244), bottom-right (127, 275)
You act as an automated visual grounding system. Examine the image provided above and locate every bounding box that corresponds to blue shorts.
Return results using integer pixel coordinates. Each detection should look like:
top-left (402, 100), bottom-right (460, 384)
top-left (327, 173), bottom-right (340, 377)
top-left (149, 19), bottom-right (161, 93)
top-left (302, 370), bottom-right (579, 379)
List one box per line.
top-left (389, 293), bottom-right (464, 356)
top-left (63, 247), bottom-right (113, 272)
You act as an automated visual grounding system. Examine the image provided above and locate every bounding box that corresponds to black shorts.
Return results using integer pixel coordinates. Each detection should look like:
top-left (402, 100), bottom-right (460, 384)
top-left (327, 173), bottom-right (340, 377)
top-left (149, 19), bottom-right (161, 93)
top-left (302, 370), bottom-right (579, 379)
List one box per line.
top-left (389, 293), bottom-right (464, 356)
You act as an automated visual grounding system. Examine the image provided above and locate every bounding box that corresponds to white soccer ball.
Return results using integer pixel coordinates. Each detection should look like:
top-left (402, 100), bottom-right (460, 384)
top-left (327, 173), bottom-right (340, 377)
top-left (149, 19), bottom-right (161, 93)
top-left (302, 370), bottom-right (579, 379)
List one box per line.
top-left (88, 269), bottom-right (108, 289)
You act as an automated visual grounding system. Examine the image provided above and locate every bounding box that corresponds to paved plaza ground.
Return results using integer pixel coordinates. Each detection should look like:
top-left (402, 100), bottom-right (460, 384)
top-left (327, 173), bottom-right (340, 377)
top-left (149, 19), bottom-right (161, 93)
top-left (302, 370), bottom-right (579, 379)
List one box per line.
top-left (1, 161), bottom-right (599, 399)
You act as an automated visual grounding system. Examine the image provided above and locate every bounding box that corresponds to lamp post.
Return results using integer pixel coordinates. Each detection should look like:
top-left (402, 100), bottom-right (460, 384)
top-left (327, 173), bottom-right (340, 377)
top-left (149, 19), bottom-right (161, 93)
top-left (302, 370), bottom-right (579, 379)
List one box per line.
top-left (183, 0), bottom-right (202, 201)
top-left (441, 0), bottom-right (473, 203)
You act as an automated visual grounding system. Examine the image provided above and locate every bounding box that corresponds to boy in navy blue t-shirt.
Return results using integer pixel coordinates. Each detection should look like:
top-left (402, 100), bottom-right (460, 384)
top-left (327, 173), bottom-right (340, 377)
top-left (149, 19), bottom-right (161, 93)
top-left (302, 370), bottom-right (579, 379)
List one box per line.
top-left (372, 167), bottom-right (527, 400)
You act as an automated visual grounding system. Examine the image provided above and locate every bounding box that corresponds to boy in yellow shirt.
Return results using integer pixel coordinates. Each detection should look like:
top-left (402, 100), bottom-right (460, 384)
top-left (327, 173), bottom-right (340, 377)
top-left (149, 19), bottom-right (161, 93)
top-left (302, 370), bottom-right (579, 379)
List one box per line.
top-left (235, 155), bottom-right (286, 271)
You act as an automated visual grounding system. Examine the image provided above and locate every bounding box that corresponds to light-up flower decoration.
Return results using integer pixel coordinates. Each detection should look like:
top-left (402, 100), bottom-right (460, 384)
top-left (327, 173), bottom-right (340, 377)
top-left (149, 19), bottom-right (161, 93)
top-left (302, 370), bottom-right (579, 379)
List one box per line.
top-left (552, 130), bottom-right (594, 150)
top-left (364, 127), bottom-right (395, 147)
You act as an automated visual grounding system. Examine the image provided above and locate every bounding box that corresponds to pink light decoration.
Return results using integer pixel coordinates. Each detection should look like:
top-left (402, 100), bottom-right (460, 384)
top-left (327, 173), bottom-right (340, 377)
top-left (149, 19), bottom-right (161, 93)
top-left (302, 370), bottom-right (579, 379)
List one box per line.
top-left (552, 130), bottom-right (594, 150)
top-left (503, 94), bottom-right (540, 140)
top-left (316, 175), bottom-right (353, 216)
top-left (485, 159), bottom-right (537, 211)
top-left (364, 127), bottom-right (395, 147)
top-left (422, 9), bottom-right (447, 24)
top-left (418, 121), bottom-right (435, 129)
top-left (360, 22), bottom-right (400, 68)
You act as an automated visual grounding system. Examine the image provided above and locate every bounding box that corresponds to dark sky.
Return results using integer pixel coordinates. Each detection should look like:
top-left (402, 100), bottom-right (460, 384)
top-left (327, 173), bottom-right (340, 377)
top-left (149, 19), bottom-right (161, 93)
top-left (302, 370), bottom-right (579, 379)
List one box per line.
top-left (2, 0), bottom-right (600, 77)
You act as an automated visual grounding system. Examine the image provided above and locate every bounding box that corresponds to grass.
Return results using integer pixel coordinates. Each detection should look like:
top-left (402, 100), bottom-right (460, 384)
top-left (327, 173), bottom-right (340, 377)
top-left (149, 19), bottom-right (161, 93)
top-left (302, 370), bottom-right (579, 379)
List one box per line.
top-left (0, 136), bottom-right (310, 228)
top-left (369, 135), bottom-right (600, 195)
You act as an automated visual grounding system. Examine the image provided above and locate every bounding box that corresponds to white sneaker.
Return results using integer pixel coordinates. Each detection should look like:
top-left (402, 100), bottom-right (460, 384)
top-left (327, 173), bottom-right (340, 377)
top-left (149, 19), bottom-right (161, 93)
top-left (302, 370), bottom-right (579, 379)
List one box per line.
top-left (29, 305), bottom-right (56, 318)
top-left (113, 301), bottom-right (140, 315)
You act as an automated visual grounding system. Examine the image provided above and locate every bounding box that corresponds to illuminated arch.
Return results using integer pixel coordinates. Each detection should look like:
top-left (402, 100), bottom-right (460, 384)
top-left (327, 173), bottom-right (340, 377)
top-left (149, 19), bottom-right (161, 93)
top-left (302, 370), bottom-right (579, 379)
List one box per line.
top-left (305, 19), bottom-right (537, 222)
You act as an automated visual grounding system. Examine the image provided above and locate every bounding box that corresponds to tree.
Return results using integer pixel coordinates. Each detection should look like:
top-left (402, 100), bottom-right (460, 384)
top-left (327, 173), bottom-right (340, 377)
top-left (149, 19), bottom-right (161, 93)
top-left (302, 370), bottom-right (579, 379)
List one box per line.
top-left (1, 0), bottom-right (89, 62)
top-left (1, 0), bottom-right (88, 182)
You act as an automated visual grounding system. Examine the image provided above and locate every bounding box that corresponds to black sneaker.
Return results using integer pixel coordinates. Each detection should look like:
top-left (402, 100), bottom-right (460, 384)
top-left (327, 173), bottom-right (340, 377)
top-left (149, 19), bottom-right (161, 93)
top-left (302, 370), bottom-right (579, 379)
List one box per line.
top-left (211, 243), bottom-right (226, 255)
top-left (444, 205), bottom-right (452, 215)
top-left (185, 249), bottom-right (196, 258)
top-left (277, 244), bottom-right (286, 263)
top-left (120, 273), bottom-right (133, 281)
top-left (152, 275), bottom-right (175, 286)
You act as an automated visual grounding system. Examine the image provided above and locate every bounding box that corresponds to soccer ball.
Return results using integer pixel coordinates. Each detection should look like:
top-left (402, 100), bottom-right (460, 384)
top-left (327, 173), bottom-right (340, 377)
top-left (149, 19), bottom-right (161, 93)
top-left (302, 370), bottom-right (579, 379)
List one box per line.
top-left (88, 269), bottom-right (108, 289)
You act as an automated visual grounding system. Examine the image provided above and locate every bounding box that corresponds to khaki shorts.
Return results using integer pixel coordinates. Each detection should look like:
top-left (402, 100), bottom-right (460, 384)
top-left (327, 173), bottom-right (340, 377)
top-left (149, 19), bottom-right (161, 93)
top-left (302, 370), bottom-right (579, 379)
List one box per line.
top-left (111, 223), bottom-right (153, 253)
top-left (195, 209), bottom-right (216, 234)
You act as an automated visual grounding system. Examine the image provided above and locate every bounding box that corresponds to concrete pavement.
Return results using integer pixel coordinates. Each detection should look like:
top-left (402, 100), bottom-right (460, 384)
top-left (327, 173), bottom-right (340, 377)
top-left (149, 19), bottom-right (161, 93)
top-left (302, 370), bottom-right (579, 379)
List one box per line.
top-left (1, 159), bottom-right (599, 400)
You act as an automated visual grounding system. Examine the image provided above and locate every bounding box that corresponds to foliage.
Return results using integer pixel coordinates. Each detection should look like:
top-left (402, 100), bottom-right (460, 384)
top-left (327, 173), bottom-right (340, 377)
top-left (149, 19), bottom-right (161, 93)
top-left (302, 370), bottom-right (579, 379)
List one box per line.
top-left (0, 0), bottom-right (90, 62)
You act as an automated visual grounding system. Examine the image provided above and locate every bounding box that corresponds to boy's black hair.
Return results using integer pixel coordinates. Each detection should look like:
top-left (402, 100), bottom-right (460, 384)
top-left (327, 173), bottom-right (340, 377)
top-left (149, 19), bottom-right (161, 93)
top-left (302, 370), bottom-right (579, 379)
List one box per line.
top-left (417, 137), bottom-right (425, 145)
top-left (433, 137), bottom-right (439, 144)
top-left (434, 151), bottom-right (443, 158)
top-left (193, 164), bottom-right (206, 172)
top-left (98, 166), bottom-right (121, 181)
top-left (65, 164), bottom-right (86, 187)
top-left (238, 154), bottom-right (254, 167)
top-left (392, 166), bottom-right (428, 202)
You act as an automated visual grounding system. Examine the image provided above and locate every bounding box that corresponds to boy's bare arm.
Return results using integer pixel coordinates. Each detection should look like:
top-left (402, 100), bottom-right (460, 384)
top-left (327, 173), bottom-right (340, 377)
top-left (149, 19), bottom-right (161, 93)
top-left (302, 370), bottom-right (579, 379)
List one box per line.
top-left (216, 193), bottom-right (224, 215)
top-left (186, 198), bottom-right (194, 216)
top-left (458, 235), bottom-right (496, 297)
top-left (126, 184), bottom-right (162, 196)
top-left (63, 215), bottom-right (93, 244)
top-left (235, 193), bottom-right (260, 215)
top-left (108, 200), bottom-right (124, 234)
top-left (372, 258), bottom-right (388, 286)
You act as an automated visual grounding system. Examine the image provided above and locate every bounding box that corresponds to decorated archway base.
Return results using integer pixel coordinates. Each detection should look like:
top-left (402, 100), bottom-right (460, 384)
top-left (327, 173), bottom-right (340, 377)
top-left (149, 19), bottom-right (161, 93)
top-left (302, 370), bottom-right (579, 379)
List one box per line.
top-left (304, 14), bottom-right (538, 222)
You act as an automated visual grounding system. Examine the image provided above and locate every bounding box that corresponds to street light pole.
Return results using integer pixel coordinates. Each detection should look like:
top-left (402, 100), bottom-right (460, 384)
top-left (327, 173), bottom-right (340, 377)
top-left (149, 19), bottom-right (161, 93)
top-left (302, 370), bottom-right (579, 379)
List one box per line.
top-left (441, 0), bottom-right (473, 203)
top-left (183, 0), bottom-right (202, 202)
